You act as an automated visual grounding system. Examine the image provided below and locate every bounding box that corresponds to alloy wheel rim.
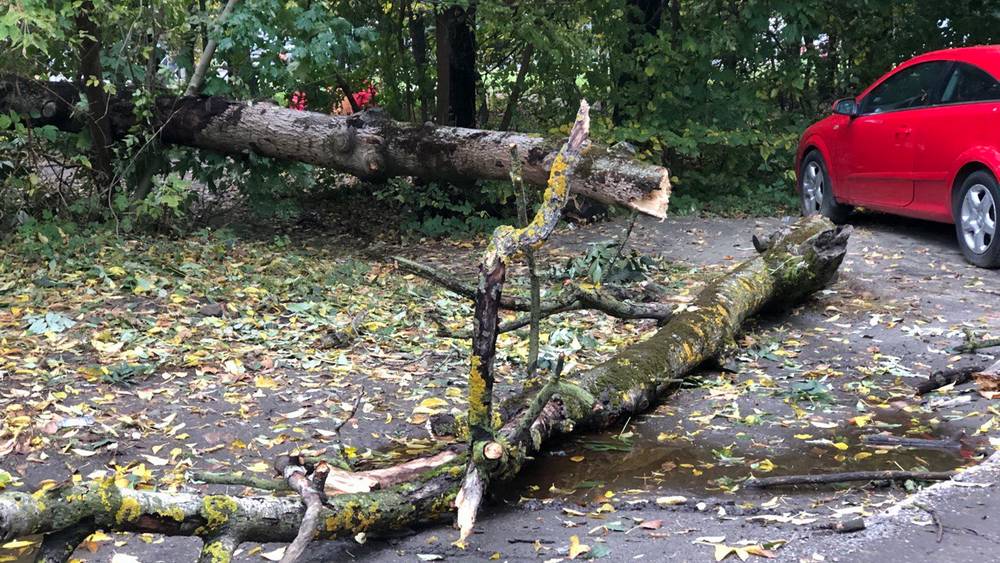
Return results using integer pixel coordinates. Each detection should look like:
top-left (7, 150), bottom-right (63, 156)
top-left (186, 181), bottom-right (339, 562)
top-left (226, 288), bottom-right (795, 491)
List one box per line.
top-left (802, 162), bottom-right (824, 214)
top-left (961, 184), bottom-right (996, 255)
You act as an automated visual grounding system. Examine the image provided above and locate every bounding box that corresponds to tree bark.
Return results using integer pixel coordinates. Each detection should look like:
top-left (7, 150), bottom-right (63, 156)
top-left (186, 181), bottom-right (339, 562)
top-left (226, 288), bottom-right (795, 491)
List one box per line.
top-left (0, 216), bottom-right (849, 558)
top-left (0, 74), bottom-right (671, 217)
top-left (435, 5), bottom-right (477, 127)
top-left (499, 44), bottom-right (533, 131)
top-left (185, 0), bottom-right (240, 97)
top-left (409, 7), bottom-right (431, 123)
top-left (434, 9), bottom-right (451, 124)
top-left (75, 3), bottom-right (115, 189)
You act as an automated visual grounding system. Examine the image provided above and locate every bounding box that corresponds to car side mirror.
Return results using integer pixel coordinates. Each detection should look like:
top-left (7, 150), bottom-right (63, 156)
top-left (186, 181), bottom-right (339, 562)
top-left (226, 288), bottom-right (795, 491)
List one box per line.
top-left (832, 98), bottom-right (859, 117)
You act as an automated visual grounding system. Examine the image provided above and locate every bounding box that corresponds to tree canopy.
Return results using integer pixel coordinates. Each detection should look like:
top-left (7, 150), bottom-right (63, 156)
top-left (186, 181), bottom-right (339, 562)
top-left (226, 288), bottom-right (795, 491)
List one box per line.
top-left (3, 0), bottom-right (999, 228)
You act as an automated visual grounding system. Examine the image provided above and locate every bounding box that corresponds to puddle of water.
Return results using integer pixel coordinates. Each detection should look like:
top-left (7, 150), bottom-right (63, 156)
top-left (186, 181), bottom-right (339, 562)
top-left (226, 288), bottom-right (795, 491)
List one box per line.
top-left (507, 409), bottom-right (977, 503)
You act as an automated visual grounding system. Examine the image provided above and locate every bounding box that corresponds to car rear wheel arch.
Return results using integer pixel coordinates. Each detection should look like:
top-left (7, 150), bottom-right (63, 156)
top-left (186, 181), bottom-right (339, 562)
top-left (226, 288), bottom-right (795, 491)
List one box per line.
top-left (951, 162), bottom-right (992, 210)
top-left (952, 168), bottom-right (1000, 268)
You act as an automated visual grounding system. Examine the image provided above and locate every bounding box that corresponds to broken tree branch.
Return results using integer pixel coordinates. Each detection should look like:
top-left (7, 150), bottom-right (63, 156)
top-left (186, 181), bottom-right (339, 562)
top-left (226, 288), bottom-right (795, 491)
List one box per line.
top-left (915, 365), bottom-right (984, 395)
top-left (745, 470), bottom-right (956, 489)
top-left (394, 255), bottom-right (674, 333)
top-left (190, 472), bottom-right (291, 491)
top-left (278, 456), bottom-right (328, 563)
top-left (185, 0), bottom-right (241, 97)
top-left (953, 330), bottom-right (1000, 354)
top-left (458, 100), bottom-right (590, 545)
top-left (512, 144), bottom-right (541, 372)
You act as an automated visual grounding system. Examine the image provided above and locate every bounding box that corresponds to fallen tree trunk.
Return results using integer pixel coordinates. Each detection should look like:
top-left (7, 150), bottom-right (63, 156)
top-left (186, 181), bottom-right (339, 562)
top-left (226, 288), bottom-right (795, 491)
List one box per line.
top-left (0, 74), bottom-right (670, 217)
top-left (0, 216), bottom-right (849, 560)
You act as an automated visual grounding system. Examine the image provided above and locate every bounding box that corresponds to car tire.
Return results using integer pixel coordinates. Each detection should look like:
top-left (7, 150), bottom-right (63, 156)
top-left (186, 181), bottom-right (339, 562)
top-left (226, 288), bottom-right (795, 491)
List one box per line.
top-left (799, 152), bottom-right (851, 224)
top-left (953, 170), bottom-right (1000, 268)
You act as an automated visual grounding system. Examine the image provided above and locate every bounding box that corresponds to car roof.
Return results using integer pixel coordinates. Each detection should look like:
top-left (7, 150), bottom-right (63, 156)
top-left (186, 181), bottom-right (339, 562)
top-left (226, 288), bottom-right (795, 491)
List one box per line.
top-left (903, 45), bottom-right (1000, 78)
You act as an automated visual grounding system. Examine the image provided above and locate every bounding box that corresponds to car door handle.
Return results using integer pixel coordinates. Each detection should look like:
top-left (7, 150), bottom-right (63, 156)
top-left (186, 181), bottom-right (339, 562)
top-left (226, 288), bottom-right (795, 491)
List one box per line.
top-left (895, 127), bottom-right (912, 139)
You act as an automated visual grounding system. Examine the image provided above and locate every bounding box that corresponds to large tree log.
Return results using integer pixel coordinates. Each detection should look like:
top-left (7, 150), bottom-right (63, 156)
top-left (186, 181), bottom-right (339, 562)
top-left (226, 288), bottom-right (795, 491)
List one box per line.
top-left (0, 74), bottom-right (670, 217)
top-left (0, 216), bottom-right (849, 561)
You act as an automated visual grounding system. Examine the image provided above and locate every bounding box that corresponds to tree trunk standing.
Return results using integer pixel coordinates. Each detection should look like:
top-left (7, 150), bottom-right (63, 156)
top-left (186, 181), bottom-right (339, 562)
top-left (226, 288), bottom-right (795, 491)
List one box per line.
top-left (499, 44), bottom-right (533, 131)
top-left (669, 0), bottom-right (681, 41)
top-left (1, 75), bottom-right (671, 217)
top-left (75, 3), bottom-right (115, 192)
top-left (434, 9), bottom-right (451, 124)
top-left (435, 5), bottom-right (477, 127)
top-left (409, 7), bottom-right (431, 123)
top-left (612, 0), bottom-right (664, 125)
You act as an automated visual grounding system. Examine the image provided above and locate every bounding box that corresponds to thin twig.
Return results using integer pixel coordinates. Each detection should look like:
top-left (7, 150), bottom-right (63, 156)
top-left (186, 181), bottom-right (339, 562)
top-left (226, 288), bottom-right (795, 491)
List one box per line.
top-left (332, 387), bottom-right (364, 470)
top-left (511, 143), bottom-right (541, 373)
top-left (609, 210), bottom-right (639, 273)
top-left (745, 470), bottom-right (955, 489)
top-left (914, 502), bottom-right (944, 543)
top-left (185, 0), bottom-right (240, 97)
top-left (190, 471), bottom-right (290, 491)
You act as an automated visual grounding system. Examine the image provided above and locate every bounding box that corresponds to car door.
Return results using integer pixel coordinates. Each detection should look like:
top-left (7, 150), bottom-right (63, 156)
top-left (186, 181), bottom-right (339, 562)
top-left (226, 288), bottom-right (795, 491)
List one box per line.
top-left (912, 62), bottom-right (1000, 221)
top-left (841, 61), bottom-right (951, 208)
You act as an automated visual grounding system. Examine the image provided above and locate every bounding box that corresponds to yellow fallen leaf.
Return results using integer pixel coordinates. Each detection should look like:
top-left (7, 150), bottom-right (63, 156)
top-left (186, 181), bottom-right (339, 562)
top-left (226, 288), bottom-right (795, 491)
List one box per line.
top-left (1, 539), bottom-right (39, 549)
top-left (568, 535), bottom-right (590, 560)
top-left (570, 455), bottom-right (585, 462)
top-left (247, 461), bottom-right (270, 473)
top-left (254, 376), bottom-right (278, 389)
top-left (142, 454), bottom-right (169, 466)
top-left (752, 459), bottom-right (775, 472)
top-left (656, 495), bottom-right (687, 506)
top-left (419, 397), bottom-right (448, 408)
top-left (261, 546), bottom-right (286, 561)
top-left (832, 442), bottom-right (849, 450)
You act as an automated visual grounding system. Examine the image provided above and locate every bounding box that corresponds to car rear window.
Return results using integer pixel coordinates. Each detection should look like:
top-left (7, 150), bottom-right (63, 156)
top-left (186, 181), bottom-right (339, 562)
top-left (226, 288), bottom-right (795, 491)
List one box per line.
top-left (940, 62), bottom-right (1000, 103)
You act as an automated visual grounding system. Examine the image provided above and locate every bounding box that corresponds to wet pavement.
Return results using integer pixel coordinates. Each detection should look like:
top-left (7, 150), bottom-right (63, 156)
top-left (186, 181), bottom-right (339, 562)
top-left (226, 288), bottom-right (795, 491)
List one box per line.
top-left (3, 210), bottom-right (999, 562)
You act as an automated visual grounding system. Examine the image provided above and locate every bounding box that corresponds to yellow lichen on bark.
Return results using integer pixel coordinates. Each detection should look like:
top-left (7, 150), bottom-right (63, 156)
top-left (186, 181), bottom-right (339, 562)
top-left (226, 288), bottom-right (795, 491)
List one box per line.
top-left (201, 538), bottom-right (233, 563)
top-left (115, 496), bottom-right (141, 524)
top-left (198, 495), bottom-right (238, 534)
top-left (467, 355), bottom-right (488, 429)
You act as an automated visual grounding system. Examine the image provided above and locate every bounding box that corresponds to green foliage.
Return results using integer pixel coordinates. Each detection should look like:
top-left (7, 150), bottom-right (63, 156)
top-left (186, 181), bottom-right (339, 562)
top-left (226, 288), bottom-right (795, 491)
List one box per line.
top-left (783, 379), bottom-right (834, 406)
top-left (552, 240), bottom-right (655, 285)
top-left (100, 362), bottom-right (155, 386)
top-left (372, 177), bottom-right (519, 237)
top-left (4, 0), bottom-right (1000, 230)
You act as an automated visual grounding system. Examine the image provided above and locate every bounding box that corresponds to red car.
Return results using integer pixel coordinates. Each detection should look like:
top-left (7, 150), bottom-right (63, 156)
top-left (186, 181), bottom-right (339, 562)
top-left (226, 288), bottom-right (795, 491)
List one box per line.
top-left (796, 46), bottom-right (1000, 268)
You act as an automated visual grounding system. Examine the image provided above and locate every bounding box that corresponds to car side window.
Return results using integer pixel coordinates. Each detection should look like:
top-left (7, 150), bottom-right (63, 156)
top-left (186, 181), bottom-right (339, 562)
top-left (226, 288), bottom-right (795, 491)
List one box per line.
top-left (860, 61), bottom-right (950, 114)
top-left (940, 62), bottom-right (1000, 103)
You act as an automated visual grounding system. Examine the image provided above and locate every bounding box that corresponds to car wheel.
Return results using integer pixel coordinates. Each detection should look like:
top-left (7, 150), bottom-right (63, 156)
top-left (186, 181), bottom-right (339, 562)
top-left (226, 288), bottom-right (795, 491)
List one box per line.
top-left (800, 152), bottom-right (851, 223)
top-left (954, 171), bottom-right (1000, 268)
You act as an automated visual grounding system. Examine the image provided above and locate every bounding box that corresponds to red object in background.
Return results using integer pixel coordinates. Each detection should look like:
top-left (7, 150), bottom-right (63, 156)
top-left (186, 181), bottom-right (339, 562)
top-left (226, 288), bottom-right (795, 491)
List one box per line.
top-left (290, 91), bottom-right (307, 111)
top-left (796, 45), bottom-right (1000, 267)
top-left (352, 84), bottom-right (377, 108)
top-left (333, 84), bottom-right (378, 115)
